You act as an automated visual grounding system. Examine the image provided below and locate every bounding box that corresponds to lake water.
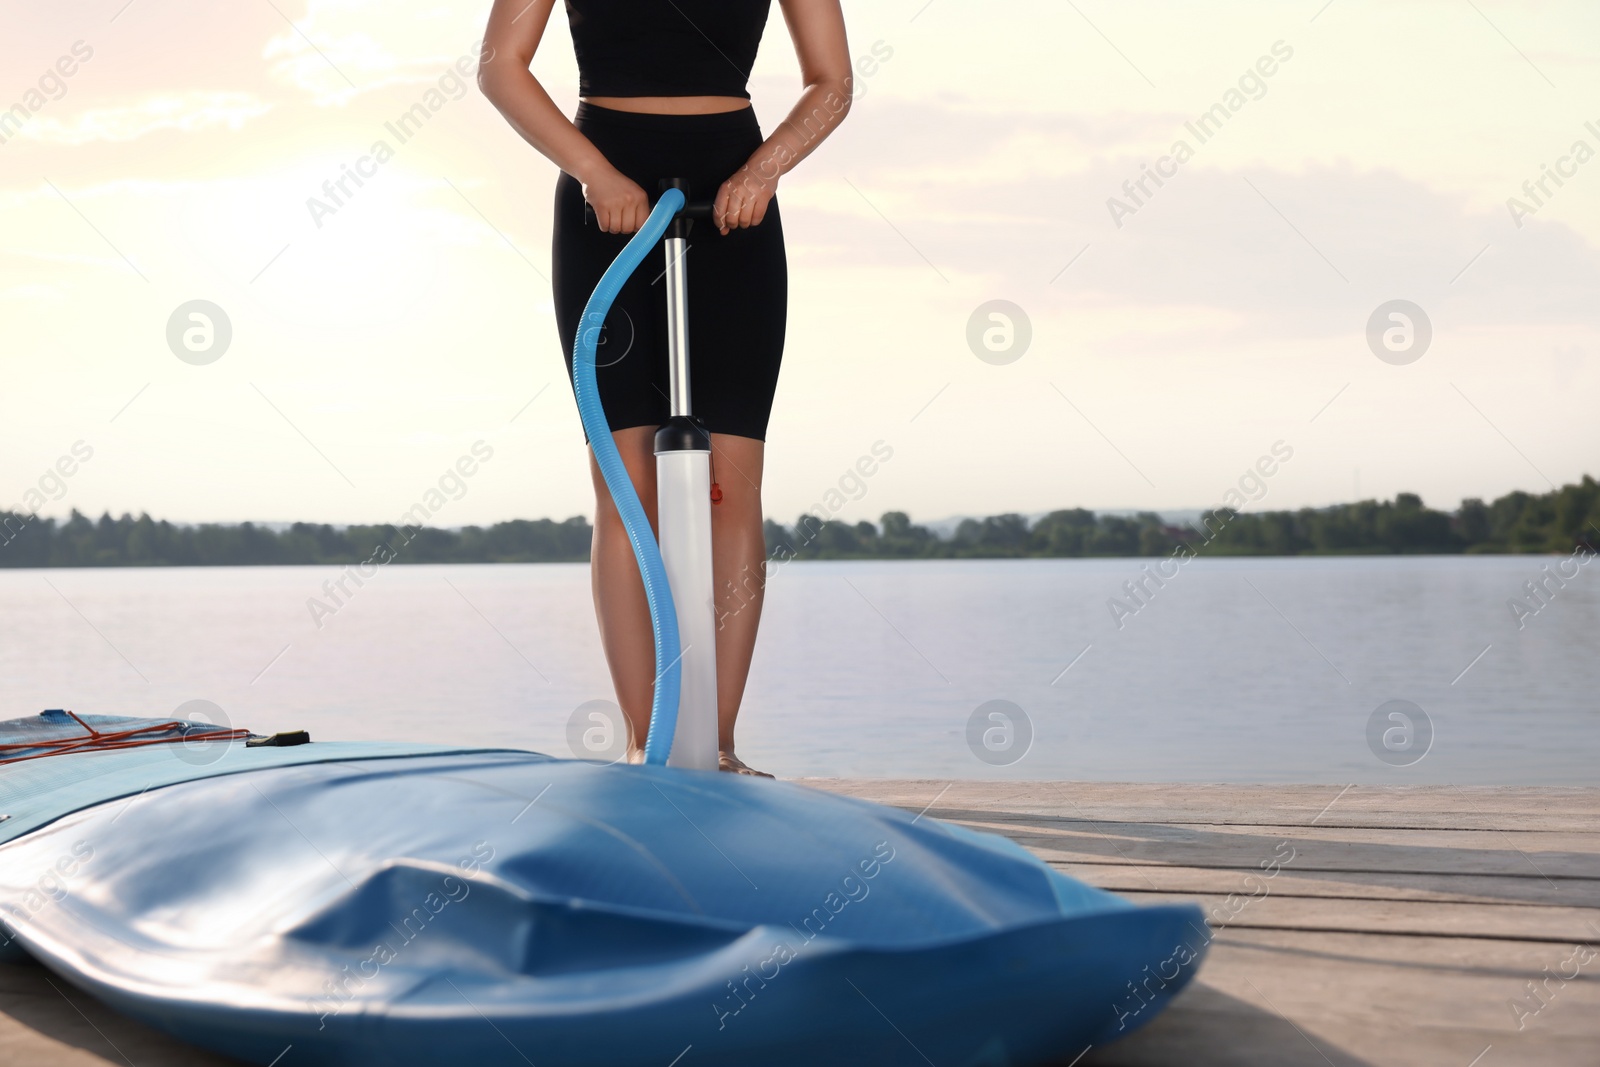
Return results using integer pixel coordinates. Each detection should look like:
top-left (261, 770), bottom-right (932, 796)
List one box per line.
top-left (1, 557), bottom-right (1594, 784)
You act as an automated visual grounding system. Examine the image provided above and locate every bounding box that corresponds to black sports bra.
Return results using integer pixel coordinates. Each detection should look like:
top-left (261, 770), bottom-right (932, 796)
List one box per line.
top-left (564, 0), bottom-right (772, 100)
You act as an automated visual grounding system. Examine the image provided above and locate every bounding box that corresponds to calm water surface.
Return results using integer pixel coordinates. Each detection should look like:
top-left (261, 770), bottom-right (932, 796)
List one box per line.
top-left (1, 557), bottom-right (1594, 783)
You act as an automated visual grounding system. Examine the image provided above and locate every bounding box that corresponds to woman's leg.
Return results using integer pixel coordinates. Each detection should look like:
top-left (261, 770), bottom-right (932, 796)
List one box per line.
top-left (588, 426), bottom-right (658, 762)
top-left (708, 432), bottom-right (772, 776)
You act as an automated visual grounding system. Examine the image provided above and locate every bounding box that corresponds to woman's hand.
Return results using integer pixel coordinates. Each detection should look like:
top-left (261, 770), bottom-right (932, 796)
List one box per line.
top-left (714, 161), bottom-right (778, 235)
top-left (583, 168), bottom-right (650, 234)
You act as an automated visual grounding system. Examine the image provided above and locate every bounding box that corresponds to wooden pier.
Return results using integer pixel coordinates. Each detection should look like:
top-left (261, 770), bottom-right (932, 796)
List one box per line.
top-left (3, 781), bottom-right (1597, 1066)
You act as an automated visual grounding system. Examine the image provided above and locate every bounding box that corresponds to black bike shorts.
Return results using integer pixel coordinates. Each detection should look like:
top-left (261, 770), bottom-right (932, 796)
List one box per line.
top-left (552, 102), bottom-right (788, 442)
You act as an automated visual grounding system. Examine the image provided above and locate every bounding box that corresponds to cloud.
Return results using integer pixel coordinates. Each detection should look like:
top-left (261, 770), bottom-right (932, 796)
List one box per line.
top-left (0, 284), bottom-right (65, 303)
top-left (776, 90), bottom-right (1600, 344)
top-left (261, 0), bottom-right (491, 104)
top-left (9, 92), bottom-right (272, 145)
top-left (775, 87), bottom-right (1180, 183)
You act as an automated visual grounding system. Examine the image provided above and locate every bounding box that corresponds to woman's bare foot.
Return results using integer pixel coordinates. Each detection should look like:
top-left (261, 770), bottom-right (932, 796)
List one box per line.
top-left (719, 750), bottom-right (773, 778)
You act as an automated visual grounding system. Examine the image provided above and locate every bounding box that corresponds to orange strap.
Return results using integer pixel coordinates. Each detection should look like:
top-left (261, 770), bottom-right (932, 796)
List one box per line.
top-left (0, 711), bottom-right (251, 766)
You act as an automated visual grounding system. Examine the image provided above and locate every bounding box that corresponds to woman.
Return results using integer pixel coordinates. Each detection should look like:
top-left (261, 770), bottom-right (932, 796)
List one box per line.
top-left (480, 0), bottom-right (851, 775)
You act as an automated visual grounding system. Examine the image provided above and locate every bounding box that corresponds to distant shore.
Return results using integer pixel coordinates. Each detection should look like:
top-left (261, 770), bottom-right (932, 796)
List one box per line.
top-left (2, 476), bottom-right (1595, 567)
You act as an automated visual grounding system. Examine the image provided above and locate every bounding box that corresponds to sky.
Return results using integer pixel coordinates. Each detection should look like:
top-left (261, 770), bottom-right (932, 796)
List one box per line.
top-left (2, 0), bottom-right (1598, 529)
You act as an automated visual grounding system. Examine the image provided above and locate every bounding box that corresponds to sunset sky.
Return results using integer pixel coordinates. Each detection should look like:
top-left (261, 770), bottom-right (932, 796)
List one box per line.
top-left (3, 0), bottom-right (1598, 529)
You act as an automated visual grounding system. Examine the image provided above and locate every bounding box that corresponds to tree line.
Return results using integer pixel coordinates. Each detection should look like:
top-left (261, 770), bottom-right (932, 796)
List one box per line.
top-left (771, 477), bottom-right (1600, 560)
top-left (0, 513), bottom-right (592, 568)
top-left (2, 476), bottom-right (1594, 568)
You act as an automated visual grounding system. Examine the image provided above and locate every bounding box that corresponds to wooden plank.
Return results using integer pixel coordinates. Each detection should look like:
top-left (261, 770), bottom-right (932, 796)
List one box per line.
top-left (948, 815), bottom-right (1600, 855)
top-left (936, 809), bottom-right (1597, 833)
top-left (1058, 862), bottom-right (1597, 906)
top-left (1113, 890), bottom-right (1600, 942)
top-left (1225, 921), bottom-right (1600, 972)
top-left (802, 780), bottom-right (1600, 830)
top-left (805, 779), bottom-right (1600, 814)
top-left (961, 827), bottom-right (1600, 879)
top-left (1081, 925), bottom-right (1600, 1067)
top-left (925, 807), bottom-right (1600, 834)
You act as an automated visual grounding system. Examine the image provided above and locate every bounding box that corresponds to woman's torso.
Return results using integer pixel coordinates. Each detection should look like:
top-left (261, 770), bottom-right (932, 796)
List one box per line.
top-left (564, 0), bottom-right (772, 114)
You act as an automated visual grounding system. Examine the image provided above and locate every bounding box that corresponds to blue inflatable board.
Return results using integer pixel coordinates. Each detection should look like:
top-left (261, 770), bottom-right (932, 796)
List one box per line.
top-left (0, 712), bottom-right (1206, 1065)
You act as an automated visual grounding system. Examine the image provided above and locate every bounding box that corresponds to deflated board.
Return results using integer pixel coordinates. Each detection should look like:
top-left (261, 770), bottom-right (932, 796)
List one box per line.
top-left (0, 715), bottom-right (1207, 1066)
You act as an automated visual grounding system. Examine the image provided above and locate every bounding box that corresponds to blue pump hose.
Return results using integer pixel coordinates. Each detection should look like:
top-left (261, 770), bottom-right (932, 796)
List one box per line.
top-left (572, 188), bottom-right (685, 765)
